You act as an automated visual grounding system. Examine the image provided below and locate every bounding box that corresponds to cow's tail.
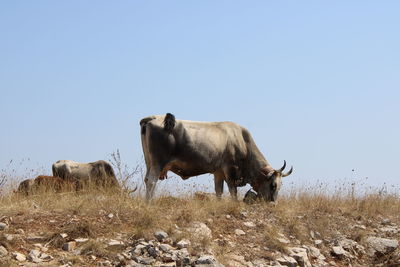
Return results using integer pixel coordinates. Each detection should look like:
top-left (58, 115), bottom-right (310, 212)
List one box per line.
top-left (164, 113), bottom-right (175, 133)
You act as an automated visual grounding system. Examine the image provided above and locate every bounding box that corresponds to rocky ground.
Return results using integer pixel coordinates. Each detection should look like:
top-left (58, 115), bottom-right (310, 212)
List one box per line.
top-left (0, 192), bottom-right (399, 266)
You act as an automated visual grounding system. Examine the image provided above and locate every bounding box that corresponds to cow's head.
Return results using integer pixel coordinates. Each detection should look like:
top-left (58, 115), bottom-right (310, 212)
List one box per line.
top-left (253, 161), bottom-right (293, 202)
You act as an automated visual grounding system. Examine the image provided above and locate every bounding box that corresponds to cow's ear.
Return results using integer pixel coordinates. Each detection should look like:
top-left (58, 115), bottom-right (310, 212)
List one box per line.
top-left (260, 168), bottom-right (274, 179)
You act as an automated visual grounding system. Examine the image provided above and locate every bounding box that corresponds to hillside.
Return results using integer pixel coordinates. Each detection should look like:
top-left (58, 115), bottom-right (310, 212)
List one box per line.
top-left (0, 187), bottom-right (399, 267)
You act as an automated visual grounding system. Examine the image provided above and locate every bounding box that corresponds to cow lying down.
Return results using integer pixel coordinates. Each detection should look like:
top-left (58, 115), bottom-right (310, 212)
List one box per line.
top-left (16, 175), bottom-right (78, 195)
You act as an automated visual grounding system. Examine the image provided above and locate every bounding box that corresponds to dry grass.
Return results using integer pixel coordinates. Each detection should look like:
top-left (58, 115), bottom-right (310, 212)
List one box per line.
top-left (0, 178), bottom-right (399, 266)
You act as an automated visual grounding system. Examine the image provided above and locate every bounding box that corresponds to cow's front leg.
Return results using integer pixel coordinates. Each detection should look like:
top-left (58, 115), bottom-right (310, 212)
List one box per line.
top-left (213, 171), bottom-right (225, 199)
top-left (144, 167), bottom-right (161, 201)
top-left (227, 181), bottom-right (238, 201)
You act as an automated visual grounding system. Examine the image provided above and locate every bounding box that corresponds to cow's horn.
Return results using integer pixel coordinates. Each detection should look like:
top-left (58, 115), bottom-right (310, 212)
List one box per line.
top-left (278, 160), bottom-right (286, 172)
top-left (282, 166), bottom-right (293, 177)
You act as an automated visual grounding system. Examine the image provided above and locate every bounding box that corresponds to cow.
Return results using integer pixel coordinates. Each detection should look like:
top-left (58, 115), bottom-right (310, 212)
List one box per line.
top-left (17, 175), bottom-right (78, 195)
top-left (52, 160), bottom-right (120, 189)
top-left (140, 113), bottom-right (293, 201)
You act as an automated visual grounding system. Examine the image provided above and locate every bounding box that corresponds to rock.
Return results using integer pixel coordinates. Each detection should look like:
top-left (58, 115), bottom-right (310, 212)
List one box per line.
top-left (177, 239), bottom-right (191, 249)
top-left (244, 221), bottom-right (256, 228)
top-left (12, 252), bottom-right (26, 262)
top-left (16, 228), bottom-right (25, 235)
top-left (310, 230), bottom-right (315, 239)
top-left (134, 255), bottom-right (155, 265)
top-left (277, 237), bottom-right (290, 244)
top-left (160, 243), bottom-right (173, 253)
top-left (226, 215), bottom-right (232, 219)
top-left (132, 244), bottom-right (146, 255)
top-left (379, 226), bottom-right (399, 235)
top-left (28, 249), bottom-right (42, 263)
top-left (62, 241), bottom-right (77, 251)
top-left (107, 213), bottom-right (114, 219)
top-left (155, 230), bottom-right (169, 241)
top-left (39, 252), bottom-right (53, 261)
top-left (226, 254), bottom-right (254, 267)
top-left (276, 254), bottom-right (297, 267)
top-left (314, 240), bottom-right (323, 248)
top-left (288, 247), bottom-right (311, 267)
top-left (189, 222), bottom-right (212, 239)
top-left (147, 246), bottom-right (158, 258)
top-left (75, 238), bottom-right (89, 243)
top-left (196, 255), bottom-right (217, 264)
top-left (27, 235), bottom-right (47, 243)
top-left (235, 229), bottom-right (246, 236)
top-left (60, 233), bottom-right (68, 238)
top-left (0, 223), bottom-right (8, 230)
top-left (107, 239), bottom-right (124, 248)
top-left (337, 238), bottom-right (365, 255)
top-left (365, 236), bottom-right (399, 256)
top-left (381, 218), bottom-right (392, 225)
top-left (0, 245), bottom-right (8, 257)
top-left (308, 246), bottom-right (325, 261)
top-left (331, 246), bottom-right (350, 259)
top-left (161, 252), bottom-right (177, 262)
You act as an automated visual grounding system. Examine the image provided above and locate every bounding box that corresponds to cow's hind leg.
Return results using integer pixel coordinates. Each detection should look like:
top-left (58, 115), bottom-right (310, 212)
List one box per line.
top-left (214, 171), bottom-right (225, 199)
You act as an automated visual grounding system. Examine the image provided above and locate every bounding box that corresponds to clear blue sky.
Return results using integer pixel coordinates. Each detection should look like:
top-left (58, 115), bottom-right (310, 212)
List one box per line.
top-left (1, 2), bottom-right (399, 191)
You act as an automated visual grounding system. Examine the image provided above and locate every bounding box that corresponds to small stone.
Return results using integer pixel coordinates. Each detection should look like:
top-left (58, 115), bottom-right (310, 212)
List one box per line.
top-left (27, 235), bottom-right (47, 243)
top-left (16, 228), bottom-right (25, 235)
top-left (366, 236), bottom-right (398, 256)
top-left (276, 255), bottom-right (297, 267)
top-left (60, 233), bottom-right (68, 238)
top-left (196, 255), bottom-right (217, 264)
top-left (39, 252), bottom-right (52, 261)
top-left (244, 221), bottom-right (256, 228)
top-left (308, 246), bottom-right (325, 260)
top-left (107, 213), bottom-right (114, 219)
top-left (235, 229), bottom-right (246, 236)
top-left (154, 230), bottom-right (169, 241)
top-left (0, 223), bottom-right (8, 230)
top-left (75, 238), bottom-right (89, 243)
top-left (176, 239), bottom-right (191, 249)
top-left (62, 241), bottom-right (76, 251)
top-left (240, 211), bottom-right (248, 217)
top-left (132, 244), bottom-right (146, 255)
top-left (381, 218), bottom-right (392, 225)
top-left (107, 239), bottom-right (124, 248)
top-left (147, 246), bottom-right (158, 258)
top-left (160, 244), bottom-right (173, 253)
top-left (277, 237), bottom-right (290, 244)
top-left (310, 230), bottom-right (315, 239)
top-left (135, 256), bottom-right (155, 265)
top-left (188, 222), bottom-right (212, 239)
top-left (331, 246), bottom-right (348, 259)
top-left (226, 215), bottom-right (232, 219)
top-left (314, 240), bottom-right (323, 247)
top-left (28, 249), bottom-right (41, 262)
top-left (13, 252), bottom-right (26, 262)
top-left (0, 245), bottom-right (8, 257)
top-left (288, 247), bottom-right (312, 267)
